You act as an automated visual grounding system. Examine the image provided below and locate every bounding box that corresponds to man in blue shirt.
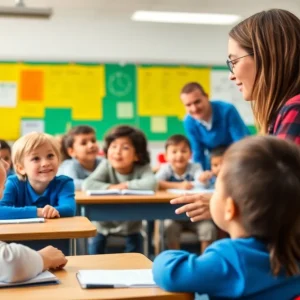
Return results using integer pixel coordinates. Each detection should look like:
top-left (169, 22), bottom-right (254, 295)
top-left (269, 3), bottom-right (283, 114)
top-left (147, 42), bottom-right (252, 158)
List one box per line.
top-left (181, 82), bottom-right (249, 170)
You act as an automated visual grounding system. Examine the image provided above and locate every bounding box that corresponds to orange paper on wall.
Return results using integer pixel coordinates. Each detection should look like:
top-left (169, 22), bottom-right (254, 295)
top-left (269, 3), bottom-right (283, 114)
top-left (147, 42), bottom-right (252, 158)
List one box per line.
top-left (20, 70), bottom-right (44, 101)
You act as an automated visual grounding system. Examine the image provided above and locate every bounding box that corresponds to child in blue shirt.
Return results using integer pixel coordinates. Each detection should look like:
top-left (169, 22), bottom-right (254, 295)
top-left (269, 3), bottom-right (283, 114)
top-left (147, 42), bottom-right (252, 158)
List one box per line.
top-left (197, 146), bottom-right (227, 189)
top-left (0, 139), bottom-right (14, 177)
top-left (58, 125), bottom-right (101, 190)
top-left (156, 134), bottom-right (217, 252)
top-left (0, 132), bottom-right (76, 219)
top-left (153, 136), bottom-right (300, 299)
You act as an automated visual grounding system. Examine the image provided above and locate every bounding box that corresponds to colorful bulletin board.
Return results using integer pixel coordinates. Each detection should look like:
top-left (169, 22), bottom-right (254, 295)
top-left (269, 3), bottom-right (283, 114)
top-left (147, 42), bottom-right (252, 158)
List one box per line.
top-left (0, 62), bottom-right (255, 141)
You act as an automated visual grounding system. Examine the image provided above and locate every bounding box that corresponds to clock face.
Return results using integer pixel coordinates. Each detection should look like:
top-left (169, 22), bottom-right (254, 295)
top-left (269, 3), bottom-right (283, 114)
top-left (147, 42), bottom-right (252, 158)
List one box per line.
top-left (108, 71), bottom-right (133, 97)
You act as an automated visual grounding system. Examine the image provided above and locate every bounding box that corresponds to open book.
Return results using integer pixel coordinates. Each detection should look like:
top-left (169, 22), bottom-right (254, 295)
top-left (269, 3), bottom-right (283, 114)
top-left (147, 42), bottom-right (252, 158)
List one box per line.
top-left (0, 271), bottom-right (59, 288)
top-left (76, 269), bottom-right (156, 288)
top-left (86, 189), bottom-right (155, 196)
top-left (0, 218), bottom-right (45, 225)
top-left (167, 188), bottom-right (215, 195)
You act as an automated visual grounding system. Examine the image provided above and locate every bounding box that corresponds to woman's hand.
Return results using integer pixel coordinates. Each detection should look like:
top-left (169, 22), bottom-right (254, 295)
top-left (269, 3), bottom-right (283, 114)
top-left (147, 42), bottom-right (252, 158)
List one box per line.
top-left (170, 193), bottom-right (212, 222)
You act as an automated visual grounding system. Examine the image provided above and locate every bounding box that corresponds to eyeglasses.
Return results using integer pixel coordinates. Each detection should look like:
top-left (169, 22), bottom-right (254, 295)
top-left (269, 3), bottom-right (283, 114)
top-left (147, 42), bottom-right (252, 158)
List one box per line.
top-left (226, 53), bottom-right (254, 74)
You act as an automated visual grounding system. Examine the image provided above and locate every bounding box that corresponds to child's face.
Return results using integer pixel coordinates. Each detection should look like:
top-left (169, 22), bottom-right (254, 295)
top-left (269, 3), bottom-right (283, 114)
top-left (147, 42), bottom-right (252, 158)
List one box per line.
top-left (0, 161), bottom-right (6, 198)
top-left (17, 142), bottom-right (59, 185)
top-left (165, 142), bottom-right (191, 171)
top-left (107, 137), bottom-right (138, 173)
top-left (68, 133), bottom-right (99, 162)
top-left (211, 155), bottom-right (223, 176)
top-left (0, 148), bottom-right (12, 169)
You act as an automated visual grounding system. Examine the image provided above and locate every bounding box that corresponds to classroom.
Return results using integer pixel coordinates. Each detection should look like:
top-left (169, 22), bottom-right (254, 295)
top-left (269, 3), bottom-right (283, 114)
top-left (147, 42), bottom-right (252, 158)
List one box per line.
top-left (0, 0), bottom-right (300, 299)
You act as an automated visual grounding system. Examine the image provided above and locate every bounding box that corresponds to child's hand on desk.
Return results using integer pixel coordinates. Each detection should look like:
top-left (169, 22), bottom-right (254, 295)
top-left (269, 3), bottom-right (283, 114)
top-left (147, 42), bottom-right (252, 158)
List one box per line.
top-left (108, 182), bottom-right (128, 190)
top-left (38, 246), bottom-right (68, 271)
top-left (198, 171), bottom-right (213, 183)
top-left (37, 205), bottom-right (60, 219)
top-left (179, 181), bottom-right (194, 190)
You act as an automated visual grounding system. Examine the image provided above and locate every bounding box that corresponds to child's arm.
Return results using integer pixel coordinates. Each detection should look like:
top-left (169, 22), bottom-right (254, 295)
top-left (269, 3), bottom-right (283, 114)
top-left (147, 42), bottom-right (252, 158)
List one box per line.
top-left (152, 244), bottom-right (243, 297)
top-left (82, 160), bottom-right (111, 190)
top-left (196, 170), bottom-right (214, 188)
top-left (0, 177), bottom-right (38, 219)
top-left (0, 241), bottom-right (43, 283)
top-left (127, 165), bottom-right (157, 190)
top-left (54, 177), bottom-right (76, 217)
top-left (155, 163), bottom-right (194, 190)
top-left (0, 241), bottom-right (67, 283)
top-left (158, 180), bottom-right (194, 190)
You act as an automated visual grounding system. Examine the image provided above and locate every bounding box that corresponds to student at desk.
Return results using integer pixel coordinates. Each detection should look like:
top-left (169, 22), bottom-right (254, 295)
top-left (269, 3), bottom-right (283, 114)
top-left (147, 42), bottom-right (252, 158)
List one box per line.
top-left (58, 125), bottom-right (102, 190)
top-left (0, 132), bottom-right (76, 219)
top-left (153, 136), bottom-right (300, 299)
top-left (83, 125), bottom-right (157, 255)
top-left (0, 158), bottom-right (67, 283)
top-left (155, 134), bottom-right (217, 252)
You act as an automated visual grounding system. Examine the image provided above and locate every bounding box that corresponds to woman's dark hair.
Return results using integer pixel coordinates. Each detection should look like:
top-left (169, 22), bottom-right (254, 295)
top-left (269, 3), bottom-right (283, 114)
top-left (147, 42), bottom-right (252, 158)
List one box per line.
top-left (221, 136), bottom-right (300, 276)
top-left (103, 125), bottom-right (150, 165)
top-left (61, 125), bottom-right (95, 160)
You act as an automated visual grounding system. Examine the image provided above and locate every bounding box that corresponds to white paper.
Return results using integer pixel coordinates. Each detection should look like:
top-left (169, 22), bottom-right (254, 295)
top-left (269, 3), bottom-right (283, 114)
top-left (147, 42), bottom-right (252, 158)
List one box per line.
top-left (21, 120), bottom-right (45, 136)
top-left (0, 82), bottom-right (17, 107)
top-left (0, 271), bottom-right (57, 287)
top-left (77, 269), bottom-right (156, 287)
top-left (0, 218), bottom-right (45, 224)
top-left (86, 189), bottom-right (154, 196)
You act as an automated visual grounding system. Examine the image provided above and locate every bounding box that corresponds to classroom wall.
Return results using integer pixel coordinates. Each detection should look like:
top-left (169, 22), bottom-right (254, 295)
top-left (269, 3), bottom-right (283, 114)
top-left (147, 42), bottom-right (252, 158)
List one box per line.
top-left (0, 11), bottom-right (230, 64)
top-left (0, 9), bottom-right (242, 166)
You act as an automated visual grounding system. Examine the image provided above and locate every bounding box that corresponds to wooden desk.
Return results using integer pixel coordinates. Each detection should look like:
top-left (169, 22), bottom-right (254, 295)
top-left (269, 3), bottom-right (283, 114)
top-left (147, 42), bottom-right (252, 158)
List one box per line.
top-left (76, 191), bottom-right (190, 253)
top-left (0, 253), bottom-right (193, 300)
top-left (0, 217), bottom-right (97, 255)
top-left (75, 191), bottom-right (189, 221)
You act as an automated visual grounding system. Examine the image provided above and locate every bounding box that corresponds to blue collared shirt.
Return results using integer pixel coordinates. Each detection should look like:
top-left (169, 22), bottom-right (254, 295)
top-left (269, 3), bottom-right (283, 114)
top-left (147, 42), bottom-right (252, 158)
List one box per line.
top-left (0, 175), bottom-right (76, 219)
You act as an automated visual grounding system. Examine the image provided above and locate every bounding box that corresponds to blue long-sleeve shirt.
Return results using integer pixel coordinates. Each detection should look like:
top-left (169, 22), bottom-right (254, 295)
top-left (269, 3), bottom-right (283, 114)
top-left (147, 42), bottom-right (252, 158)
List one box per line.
top-left (0, 175), bottom-right (76, 219)
top-left (184, 101), bottom-right (249, 170)
top-left (153, 237), bottom-right (300, 299)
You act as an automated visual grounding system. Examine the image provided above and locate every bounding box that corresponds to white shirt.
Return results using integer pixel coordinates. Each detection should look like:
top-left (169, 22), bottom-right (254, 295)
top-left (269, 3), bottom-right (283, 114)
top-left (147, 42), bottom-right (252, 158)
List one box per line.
top-left (0, 241), bottom-right (43, 283)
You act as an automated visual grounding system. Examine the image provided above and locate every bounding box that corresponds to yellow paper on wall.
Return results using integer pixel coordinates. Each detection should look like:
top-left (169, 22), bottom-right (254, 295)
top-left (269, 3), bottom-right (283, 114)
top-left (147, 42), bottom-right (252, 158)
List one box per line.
top-left (0, 108), bottom-right (20, 140)
top-left (137, 66), bottom-right (210, 119)
top-left (0, 63), bottom-right (20, 81)
top-left (45, 64), bottom-right (105, 120)
top-left (72, 98), bottom-right (102, 120)
top-left (18, 101), bottom-right (44, 118)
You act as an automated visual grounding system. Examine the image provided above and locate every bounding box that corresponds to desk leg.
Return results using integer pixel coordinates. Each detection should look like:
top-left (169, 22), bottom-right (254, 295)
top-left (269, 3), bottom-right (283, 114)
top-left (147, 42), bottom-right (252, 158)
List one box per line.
top-left (70, 239), bottom-right (77, 255)
top-left (79, 205), bottom-right (88, 255)
top-left (159, 220), bottom-right (165, 252)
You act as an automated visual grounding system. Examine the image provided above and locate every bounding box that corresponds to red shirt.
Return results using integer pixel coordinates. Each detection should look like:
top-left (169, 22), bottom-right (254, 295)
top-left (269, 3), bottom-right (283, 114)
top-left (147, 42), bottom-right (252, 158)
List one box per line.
top-left (268, 94), bottom-right (300, 145)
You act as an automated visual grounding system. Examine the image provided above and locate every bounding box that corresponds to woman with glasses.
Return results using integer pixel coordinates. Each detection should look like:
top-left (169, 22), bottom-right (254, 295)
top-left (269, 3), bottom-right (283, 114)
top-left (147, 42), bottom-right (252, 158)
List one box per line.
top-left (171, 8), bottom-right (300, 223)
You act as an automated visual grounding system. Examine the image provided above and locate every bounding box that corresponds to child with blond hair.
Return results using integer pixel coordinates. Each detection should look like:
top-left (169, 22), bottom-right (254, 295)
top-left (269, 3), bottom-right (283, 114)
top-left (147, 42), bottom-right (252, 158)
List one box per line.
top-left (0, 132), bottom-right (76, 219)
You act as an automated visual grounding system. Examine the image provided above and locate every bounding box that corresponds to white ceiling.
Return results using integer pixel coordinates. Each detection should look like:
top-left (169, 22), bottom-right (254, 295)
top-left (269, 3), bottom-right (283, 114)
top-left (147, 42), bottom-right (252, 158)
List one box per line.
top-left (0, 0), bottom-right (299, 18)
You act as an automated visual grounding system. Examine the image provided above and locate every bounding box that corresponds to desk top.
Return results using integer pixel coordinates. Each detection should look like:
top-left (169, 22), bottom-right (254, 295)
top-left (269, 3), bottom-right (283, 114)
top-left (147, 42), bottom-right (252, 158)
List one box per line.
top-left (75, 191), bottom-right (177, 204)
top-left (0, 216), bottom-right (97, 241)
top-left (1, 253), bottom-right (193, 300)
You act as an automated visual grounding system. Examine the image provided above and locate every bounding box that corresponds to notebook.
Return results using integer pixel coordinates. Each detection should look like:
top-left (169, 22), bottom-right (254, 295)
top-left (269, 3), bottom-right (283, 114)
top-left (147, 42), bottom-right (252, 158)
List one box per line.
top-left (167, 188), bottom-right (215, 195)
top-left (76, 269), bottom-right (157, 288)
top-left (86, 189), bottom-right (155, 196)
top-left (0, 271), bottom-right (59, 288)
top-left (0, 218), bottom-right (45, 225)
